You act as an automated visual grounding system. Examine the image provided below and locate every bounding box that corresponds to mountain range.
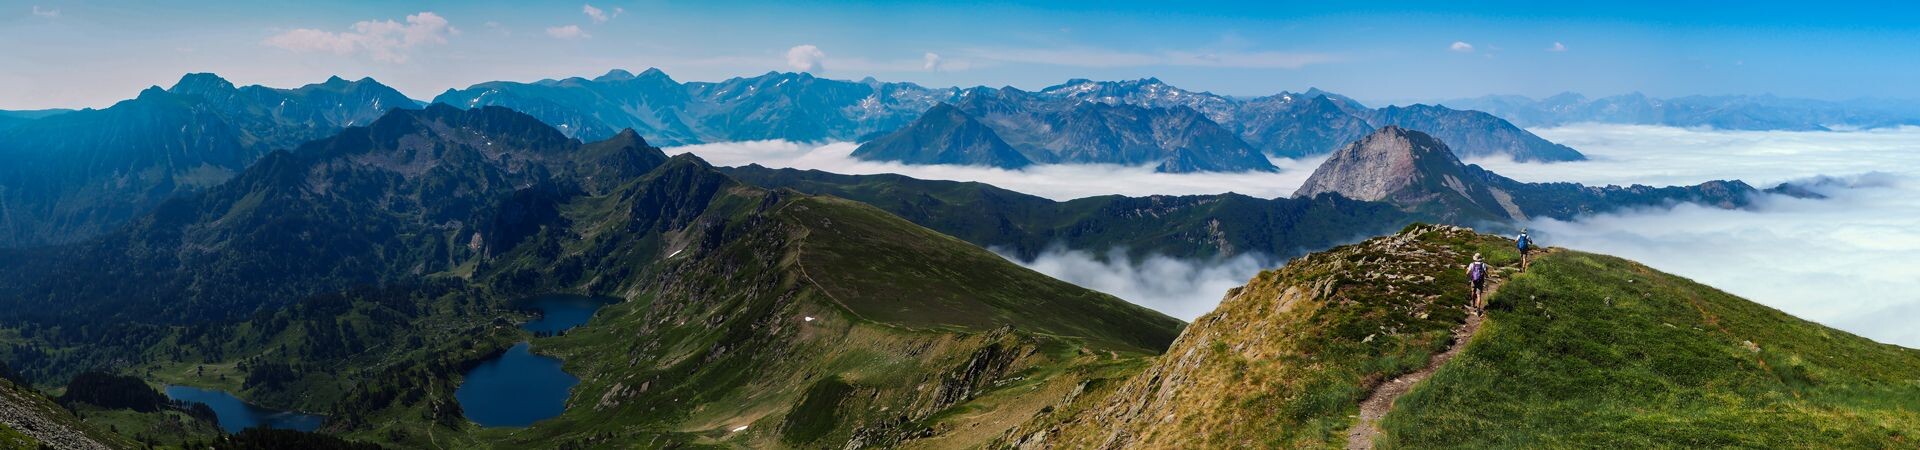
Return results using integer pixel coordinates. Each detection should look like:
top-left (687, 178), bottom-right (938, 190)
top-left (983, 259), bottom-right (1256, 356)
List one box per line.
top-left (0, 74), bottom-right (417, 247)
top-left (0, 101), bottom-right (1909, 449)
top-left (0, 71), bottom-right (1586, 248)
top-left (1439, 92), bottom-right (1920, 131)
top-left (440, 70), bottom-right (1584, 172)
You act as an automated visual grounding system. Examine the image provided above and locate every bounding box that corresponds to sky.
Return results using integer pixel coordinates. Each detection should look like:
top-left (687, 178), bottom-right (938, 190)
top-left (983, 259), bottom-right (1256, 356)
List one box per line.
top-left (4, 1), bottom-right (1920, 109)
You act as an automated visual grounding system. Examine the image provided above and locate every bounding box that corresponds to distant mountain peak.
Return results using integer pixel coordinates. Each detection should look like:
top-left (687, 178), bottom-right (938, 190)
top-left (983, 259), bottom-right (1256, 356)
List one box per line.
top-left (597, 69), bottom-right (636, 81)
top-left (168, 73), bottom-right (236, 96)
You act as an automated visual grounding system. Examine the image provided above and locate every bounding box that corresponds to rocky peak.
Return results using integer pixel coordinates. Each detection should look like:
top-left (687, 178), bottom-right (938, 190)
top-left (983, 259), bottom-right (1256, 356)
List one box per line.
top-left (1294, 126), bottom-right (1466, 202)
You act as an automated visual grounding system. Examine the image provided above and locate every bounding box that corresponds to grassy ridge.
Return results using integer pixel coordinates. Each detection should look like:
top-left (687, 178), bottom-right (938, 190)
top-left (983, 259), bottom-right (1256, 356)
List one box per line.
top-left (1383, 250), bottom-right (1920, 448)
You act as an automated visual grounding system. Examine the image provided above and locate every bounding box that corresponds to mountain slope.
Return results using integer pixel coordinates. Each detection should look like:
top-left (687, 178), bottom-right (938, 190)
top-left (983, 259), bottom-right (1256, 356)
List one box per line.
top-left (1038, 78), bottom-right (1582, 162)
top-left (1382, 250), bottom-right (1920, 447)
top-left (0, 372), bottom-right (125, 449)
top-left (851, 103), bottom-right (1032, 168)
top-left (721, 165), bottom-right (1412, 262)
top-left (0, 74), bottom-right (418, 247)
top-left (2, 104), bottom-right (663, 326)
top-left (870, 87), bottom-right (1279, 172)
top-left (435, 69), bottom-right (958, 145)
top-left (313, 155), bottom-right (1185, 448)
top-left (1295, 126), bottom-right (1755, 223)
top-left (1008, 224), bottom-right (1920, 448)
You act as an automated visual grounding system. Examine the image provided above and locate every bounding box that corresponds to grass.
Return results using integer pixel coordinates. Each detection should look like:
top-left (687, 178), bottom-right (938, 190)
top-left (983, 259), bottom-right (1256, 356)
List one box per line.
top-left (1381, 250), bottom-right (1920, 448)
top-left (1044, 224), bottom-right (1519, 448)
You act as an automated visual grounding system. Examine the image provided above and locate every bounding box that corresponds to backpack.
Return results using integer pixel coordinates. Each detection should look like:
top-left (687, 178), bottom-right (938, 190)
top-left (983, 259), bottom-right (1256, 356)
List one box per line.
top-left (1468, 262), bottom-right (1487, 282)
top-left (1516, 235), bottom-right (1531, 251)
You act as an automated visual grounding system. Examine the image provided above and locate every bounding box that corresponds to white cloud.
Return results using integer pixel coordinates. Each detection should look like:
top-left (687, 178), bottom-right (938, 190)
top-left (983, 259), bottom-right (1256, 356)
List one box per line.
top-left (547, 24), bottom-right (589, 40)
top-left (1449, 41), bottom-right (1475, 53)
top-left (923, 52), bottom-right (943, 71)
top-left (1548, 41), bottom-right (1567, 52)
top-left (583, 4), bottom-right (622, 24)
top-left (263, 12), bottom-right (457, 63)
top-left (963, 47), bottom-right (1338, 69)
top-left (786, 44), bottom-right (826, 72)
top-left (1470, 124), bottom-right (1920, 348)
top-left (30, 5), bottom-right (58, 17)
top-left (996, 247), bottom-right (1271, 321)
top-left (662, 140), bottom-right (1323, 201)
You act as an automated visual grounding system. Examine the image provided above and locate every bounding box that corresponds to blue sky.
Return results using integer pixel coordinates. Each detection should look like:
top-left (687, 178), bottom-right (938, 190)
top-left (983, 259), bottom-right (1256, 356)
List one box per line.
top-left (3, 0), bottom-right (1918, 109)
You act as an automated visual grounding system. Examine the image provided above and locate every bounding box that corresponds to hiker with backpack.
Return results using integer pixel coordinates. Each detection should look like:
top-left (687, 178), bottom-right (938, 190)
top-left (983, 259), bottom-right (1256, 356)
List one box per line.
top-left (1516, 229), bottom-right (1535, 272)
top-left (1467, 253), bottom-right (1489, 315)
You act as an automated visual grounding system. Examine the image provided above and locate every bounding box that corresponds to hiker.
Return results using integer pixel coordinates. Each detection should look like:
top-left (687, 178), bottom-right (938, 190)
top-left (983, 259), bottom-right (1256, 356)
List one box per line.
top-left (1515, 229), bottom-right (1535, 272)
top-left (1467, 253), bottom-right (1489, 314)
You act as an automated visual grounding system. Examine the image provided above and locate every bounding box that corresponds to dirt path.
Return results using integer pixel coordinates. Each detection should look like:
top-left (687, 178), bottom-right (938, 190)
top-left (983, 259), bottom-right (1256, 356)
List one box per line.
top-left (1343, 279), bottom-right (1502, 450)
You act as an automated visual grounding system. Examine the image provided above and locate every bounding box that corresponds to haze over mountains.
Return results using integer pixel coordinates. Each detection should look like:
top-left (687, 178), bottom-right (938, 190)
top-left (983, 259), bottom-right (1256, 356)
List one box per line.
top-left (1439, 92), bottom-right (1920, 131)
top-left (0, 74), bottom-right (417, 247)
top-left (0, 70), bottom-right (1583, 247)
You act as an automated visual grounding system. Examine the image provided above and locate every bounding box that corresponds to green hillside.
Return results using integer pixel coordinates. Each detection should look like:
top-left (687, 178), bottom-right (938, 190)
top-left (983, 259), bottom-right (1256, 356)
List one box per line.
top-left (1008, 225), bottom-right (1920, 449)
top-left (1383, 250), bottom-right (1920, 448)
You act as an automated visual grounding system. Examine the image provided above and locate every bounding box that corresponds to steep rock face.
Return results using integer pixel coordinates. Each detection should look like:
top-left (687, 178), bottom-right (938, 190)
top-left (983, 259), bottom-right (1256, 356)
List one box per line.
top-left (851, 103), bottom-right (1031, 168)
top-left (1014, 225), bottom-right (1507, 448)
top-left (1295, 127), bottom-right (1756, 223)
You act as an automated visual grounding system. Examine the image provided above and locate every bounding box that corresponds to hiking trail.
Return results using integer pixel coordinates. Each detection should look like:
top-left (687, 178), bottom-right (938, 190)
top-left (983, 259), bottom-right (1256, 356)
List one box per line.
top-left (1343, 266), bottom-right (1515, 449)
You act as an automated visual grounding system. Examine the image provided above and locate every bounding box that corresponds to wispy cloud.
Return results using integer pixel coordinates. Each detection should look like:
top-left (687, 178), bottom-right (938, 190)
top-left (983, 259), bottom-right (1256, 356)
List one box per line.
top-left (1449, 41), bottom-right (1475, 53)
top-left (30, 5), bottom-right (58, 18)
top-left (923, 52), bottom-right (943, 71)
top-left (1548, 41), bottom-right (1567, 52)
top-left (263, 12), bottom-right (457, 63)
top-left (961, 47), bottom-right (1340, 69)
top-left (582, 4), bottom-right (622, 24)
top-left (547, 24), bottom-right (589, 40)
top-left (786, 44), bottom-right (825, 72)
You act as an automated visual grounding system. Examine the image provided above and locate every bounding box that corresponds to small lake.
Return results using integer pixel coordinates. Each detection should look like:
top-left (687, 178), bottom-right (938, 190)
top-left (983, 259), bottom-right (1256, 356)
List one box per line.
top-left (454, 294), bottom-right (613, 427)
top-left (517, 294), bottom-right (617, 335)
top-left (164, 385), bottom-right (324, 433)
top-left (454, 342), bottom-right (579, 427)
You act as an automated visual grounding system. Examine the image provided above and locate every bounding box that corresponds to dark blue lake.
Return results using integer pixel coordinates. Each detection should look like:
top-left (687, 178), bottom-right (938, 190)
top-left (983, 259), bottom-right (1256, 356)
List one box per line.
top-left (454, 294), bottom-right (613, 427)
top-left (454, 342), bottom-right (579, 427)
top-left (518, 294), bottom-right (616, 335)
top-left (163, 385), bottom-right (324, 433)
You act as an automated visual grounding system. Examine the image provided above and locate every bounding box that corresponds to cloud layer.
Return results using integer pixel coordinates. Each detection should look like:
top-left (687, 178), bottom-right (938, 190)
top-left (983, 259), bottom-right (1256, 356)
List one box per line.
top-left (1476, 124), bottom-right (1920, 348)
top-left (264, 12), bottom-right (456, 63)
top-left (670, 127), bottom-right (1920, 348)
top-left (995, 247), bottom-right (1270, 321)
top-left (665, 140), bottom-right (1323, 201)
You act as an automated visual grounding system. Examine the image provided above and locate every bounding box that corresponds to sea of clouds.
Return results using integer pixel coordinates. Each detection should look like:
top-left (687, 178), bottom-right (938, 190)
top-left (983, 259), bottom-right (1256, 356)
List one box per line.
top-left (1469, 124), bottom-right (1920, 348)
top-left (671, 127), bottom-right (1920, 347)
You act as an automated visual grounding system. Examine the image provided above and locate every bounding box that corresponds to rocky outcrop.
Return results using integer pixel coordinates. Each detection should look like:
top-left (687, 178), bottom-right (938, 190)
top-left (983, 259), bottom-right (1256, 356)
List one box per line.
top-left (1295, 127), bottom-right (1759, 224)
top-left (0, 380), bottom-right (115, 450)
